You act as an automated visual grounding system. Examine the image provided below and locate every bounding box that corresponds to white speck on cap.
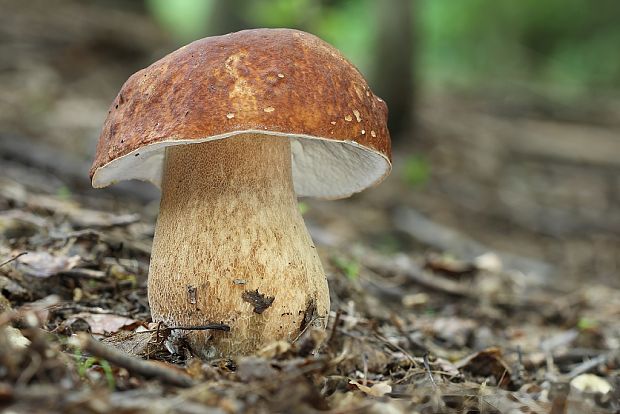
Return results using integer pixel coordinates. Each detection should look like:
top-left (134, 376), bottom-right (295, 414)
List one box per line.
top-left (264, 107), bottom-right (275, 113)
top-left (344, 115), bottom-right (352, 122)
top-left (226, 113), bottom-right (235, 119)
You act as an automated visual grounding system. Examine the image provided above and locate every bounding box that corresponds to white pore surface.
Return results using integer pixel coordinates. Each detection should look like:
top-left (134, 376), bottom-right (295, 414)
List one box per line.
top-left (91, 131), bottom-right (391, 199)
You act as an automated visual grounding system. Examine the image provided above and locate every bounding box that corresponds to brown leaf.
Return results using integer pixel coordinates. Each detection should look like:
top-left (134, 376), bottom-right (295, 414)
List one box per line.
top-left (349, 380), bottom-right (392, 397)
top-left (425, 252), bottom-right (477, 277)
top-left (455, 347), bottom-right (512, 388)
top-left (66, 312), bottom-right (142, 335)
top-left (102, 327), bottom-right (162, 358)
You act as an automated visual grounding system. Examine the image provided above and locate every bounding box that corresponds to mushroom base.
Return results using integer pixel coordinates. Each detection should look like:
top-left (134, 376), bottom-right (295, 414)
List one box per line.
top-left (148, 134), bottom-right (329, 357)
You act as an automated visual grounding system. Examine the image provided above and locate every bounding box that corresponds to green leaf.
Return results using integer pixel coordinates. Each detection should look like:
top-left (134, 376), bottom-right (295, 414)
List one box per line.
top-left (332, 255), bottom-right (360, 280)
top-left (100, 359), bottom-right (116, 390)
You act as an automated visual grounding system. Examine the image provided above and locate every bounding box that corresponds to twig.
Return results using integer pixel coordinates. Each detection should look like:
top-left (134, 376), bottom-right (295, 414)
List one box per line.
top-left (292, 315), bottom-right (324, 344)
top-left (0, 252), bottom-right (28, 268)
top-left (326, 309), bottom-right (342, 346)
top-left (362, 353), bottom-right (368, 386)
top-left (362, 252), bottom-right (474, 298)
top-left (393, 206), bottom-right (553, 278)
top-left (167, 324), bottom-right (231, 332)
top-left (73, 333), bottom-right (194, 387)
top-left (58, 268), bottom-right (107, 280)
top-left (373, 333), bottom-right (418, 368)
top-left (565, 352), bottom-right (614, 379)
top-left (389, 313), bottom-right (428, 354)
top-left (423, 352), bottom-right (437, 388)
top-left (52, 303), bottom-right (133, 317)
top-left (511, 345), bottom-right (525, 388)
top-left (136, 323), bottom-right (231, 334)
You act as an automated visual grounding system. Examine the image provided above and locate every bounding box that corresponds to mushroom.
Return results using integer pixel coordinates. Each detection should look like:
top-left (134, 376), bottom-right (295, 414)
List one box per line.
top-left (90, 28), bottom-right (391, 357)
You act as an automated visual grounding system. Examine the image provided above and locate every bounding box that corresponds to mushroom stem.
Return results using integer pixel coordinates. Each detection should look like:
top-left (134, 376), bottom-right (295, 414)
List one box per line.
top-left (148, 134), bottom-right (329, 357)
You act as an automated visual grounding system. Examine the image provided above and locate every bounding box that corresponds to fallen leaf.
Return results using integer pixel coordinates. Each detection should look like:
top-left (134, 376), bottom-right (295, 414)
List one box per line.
top-left (349, 380), bottom-right (392, 397)
top-left (4, 326), bottom-right (30, 349)
top-left (102, 326), bottom-right (162, 357)
top-left (455, 347), bottom-right (512, 388)
top-left (570, 374), bottom-right (612, 394)
top-left (66, 312), bottom-right (142, 335)
top-left (15, 251), bottom-right (80, 278)
top-left (257, 341), bottom-right (291, 358)
top-left (434, 357), bottom-right (461, 378)
top-left (426, 252), bottom-right (476, 276)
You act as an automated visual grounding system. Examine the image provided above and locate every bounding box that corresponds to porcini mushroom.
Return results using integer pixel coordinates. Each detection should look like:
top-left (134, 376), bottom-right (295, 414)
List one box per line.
top-left (90, 28), bottom-right (391, 357)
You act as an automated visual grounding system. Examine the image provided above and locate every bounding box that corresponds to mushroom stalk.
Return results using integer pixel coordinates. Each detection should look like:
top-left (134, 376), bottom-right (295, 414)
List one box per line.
top-left (148, 134), bottom-right (329, 357)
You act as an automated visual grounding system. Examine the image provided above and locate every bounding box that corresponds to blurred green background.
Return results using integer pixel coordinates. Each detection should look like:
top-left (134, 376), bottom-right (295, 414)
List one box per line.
top-left (148, 0), bottom-right (620, 92)
top-left (141, 0), bottom-right (620, 139)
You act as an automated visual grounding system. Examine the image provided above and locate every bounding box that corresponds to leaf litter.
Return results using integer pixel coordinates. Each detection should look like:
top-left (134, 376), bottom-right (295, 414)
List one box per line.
top-left (0, 163), bottom-right (619, 414)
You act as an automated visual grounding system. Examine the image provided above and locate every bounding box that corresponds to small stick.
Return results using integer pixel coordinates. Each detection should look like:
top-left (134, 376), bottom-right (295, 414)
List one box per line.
top-left (292, 315), bottom-right (323, 344)
top-left (362, 253), bottom-right (474, 298)
top-left (137, 323), bottom-right (231, 334)
top-left (168, 324), bottom-right (230, 332)
top-left (423, 352), bottom-right (437, 388)
top-left (326, 309), bottom-right (342, 346)
top-left (362, 353), bottom-right (368, 386)
top-left (389, 313), bottom-right (428, 354)
top-left (0, 252), bottom-right (28, 268)
top-left (74, 333), bottom-right (194, 387)
top-left (566, 353), bottom-right (612, 379)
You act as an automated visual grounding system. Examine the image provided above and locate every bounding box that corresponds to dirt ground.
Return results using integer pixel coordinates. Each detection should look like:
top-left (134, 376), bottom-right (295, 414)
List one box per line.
top-left (1, 1), bottom-right (619, 413)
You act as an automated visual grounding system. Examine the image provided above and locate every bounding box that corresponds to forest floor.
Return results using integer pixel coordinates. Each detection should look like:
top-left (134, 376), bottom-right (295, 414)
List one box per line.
top-left (1, 152), bottom-right (619, 414)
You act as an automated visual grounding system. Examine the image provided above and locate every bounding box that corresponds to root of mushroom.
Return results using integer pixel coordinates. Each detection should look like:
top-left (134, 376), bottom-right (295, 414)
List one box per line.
top-left (148, 134), bottom-right (330, 357)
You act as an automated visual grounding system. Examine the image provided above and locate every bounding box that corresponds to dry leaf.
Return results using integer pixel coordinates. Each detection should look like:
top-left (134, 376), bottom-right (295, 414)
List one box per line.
top-left (349, 380), bottom-right (392, 397)
top-left (455, 347), bottom-right (512, 388)
top-left (4, 326), bottom-right (30, 349)
top-left (66, 312), bottom-right (142, 335)
top-left (16, 251), bottom-right (80, 278)
top-left (257, 341), bottom-right (291, 358)
top-left (102, 326), bottom-right (162, 357)
top-left (570, 374), bottom-right (612, 395)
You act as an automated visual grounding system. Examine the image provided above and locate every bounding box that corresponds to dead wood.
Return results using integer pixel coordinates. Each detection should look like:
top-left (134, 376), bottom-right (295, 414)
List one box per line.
top-left (73, 333), bottom-right (195, 388)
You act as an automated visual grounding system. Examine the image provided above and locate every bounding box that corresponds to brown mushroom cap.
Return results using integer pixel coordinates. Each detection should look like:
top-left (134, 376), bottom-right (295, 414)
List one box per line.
top-left (90, 28), bottom-right (391, 198)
